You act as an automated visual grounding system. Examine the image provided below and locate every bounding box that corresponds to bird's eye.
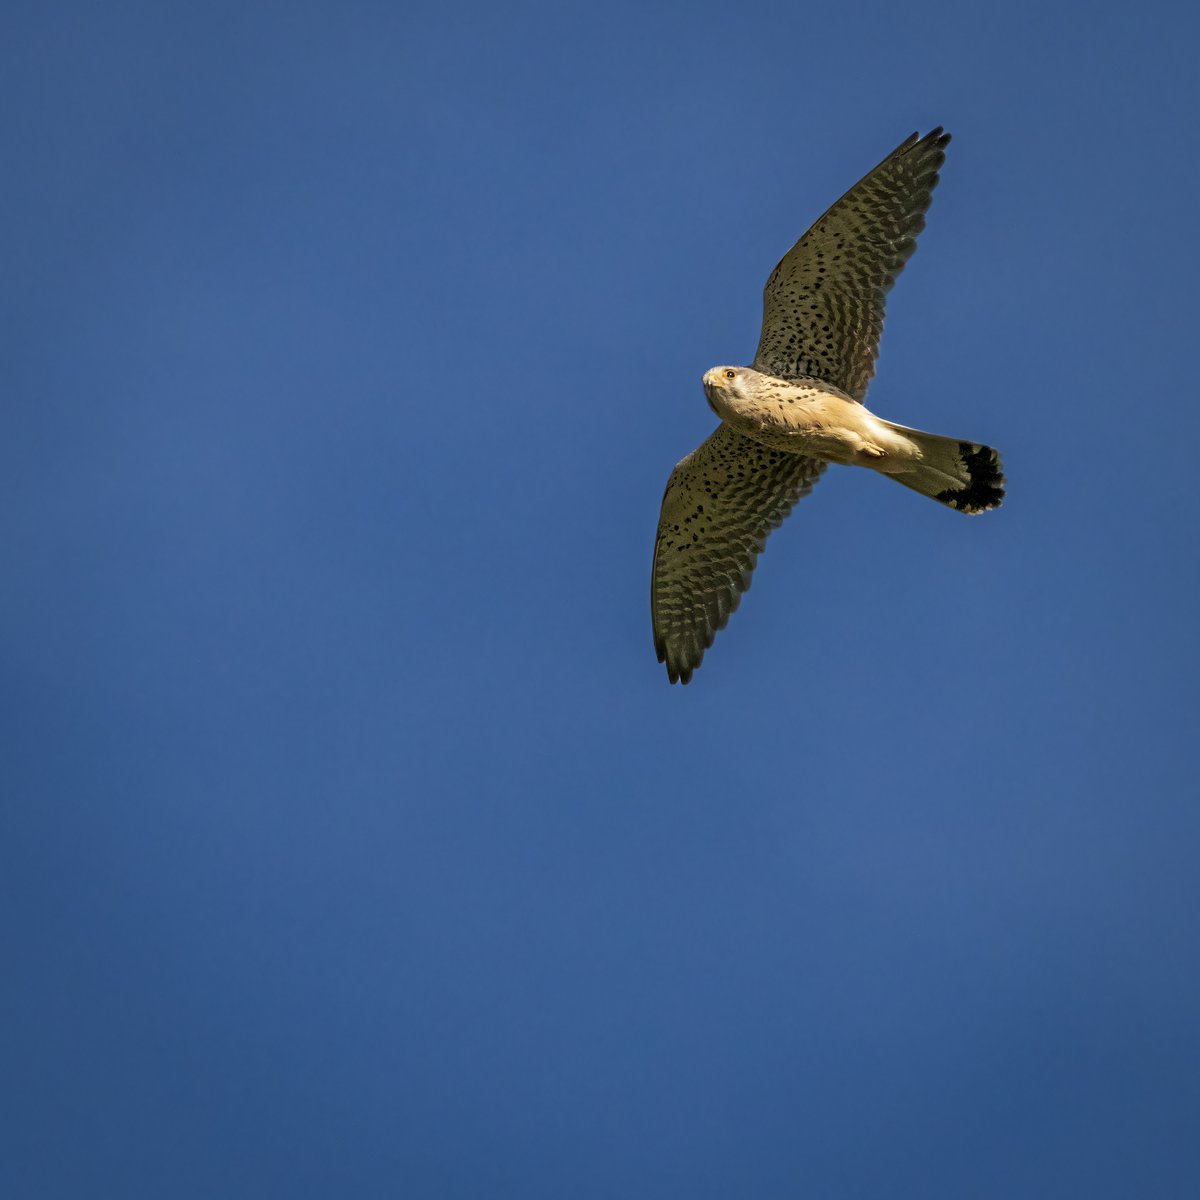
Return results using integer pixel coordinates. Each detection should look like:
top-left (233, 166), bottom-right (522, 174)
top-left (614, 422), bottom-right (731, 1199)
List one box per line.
top-left (724, 369), bottom-right (736, 380)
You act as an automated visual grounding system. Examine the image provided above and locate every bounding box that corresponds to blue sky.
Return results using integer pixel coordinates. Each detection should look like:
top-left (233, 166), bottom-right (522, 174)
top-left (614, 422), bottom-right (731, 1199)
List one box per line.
top-left (3, 1), bottom-right (1198, 1196)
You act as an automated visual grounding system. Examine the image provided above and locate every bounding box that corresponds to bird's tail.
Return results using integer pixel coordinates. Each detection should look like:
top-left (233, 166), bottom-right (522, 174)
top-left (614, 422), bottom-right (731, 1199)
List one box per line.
top-left (881, 422), bottom-right (1005, 514)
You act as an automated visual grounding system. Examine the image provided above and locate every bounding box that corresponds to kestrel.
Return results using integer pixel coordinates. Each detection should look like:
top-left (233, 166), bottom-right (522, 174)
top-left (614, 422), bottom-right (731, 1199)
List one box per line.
top-left (651, 128), bottom-right (1004, 684)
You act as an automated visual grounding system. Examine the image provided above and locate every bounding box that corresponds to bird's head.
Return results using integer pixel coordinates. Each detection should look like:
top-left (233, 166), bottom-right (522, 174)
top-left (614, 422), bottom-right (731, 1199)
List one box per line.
top-left (702, 365), bottom-right (750, 398)
top-left (702, 365), bottom-right (753, 417)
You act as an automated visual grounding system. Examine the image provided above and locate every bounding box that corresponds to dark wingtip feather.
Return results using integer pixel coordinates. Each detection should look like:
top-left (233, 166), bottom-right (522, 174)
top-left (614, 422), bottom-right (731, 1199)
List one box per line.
top-left (663, 658), bottom-right (694, 685)
top-left (910, 127), bottom-right (951, 167)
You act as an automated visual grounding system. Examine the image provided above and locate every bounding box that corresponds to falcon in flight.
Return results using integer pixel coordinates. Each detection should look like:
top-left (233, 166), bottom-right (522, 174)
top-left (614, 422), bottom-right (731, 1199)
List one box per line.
top-left (651, 128), bottom-right (1003, 684)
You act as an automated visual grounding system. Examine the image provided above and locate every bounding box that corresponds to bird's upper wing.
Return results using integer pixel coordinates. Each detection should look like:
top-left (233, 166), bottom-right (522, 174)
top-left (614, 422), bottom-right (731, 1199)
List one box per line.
top-left (753, 128), bottom-right (951, 401)
top-left (651, 423), bottom-right (825, 684)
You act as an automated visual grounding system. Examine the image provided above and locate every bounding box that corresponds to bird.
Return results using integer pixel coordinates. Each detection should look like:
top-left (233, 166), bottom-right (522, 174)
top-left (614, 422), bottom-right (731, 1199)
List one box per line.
top-left (651, 128), bottom-right (1003, 685)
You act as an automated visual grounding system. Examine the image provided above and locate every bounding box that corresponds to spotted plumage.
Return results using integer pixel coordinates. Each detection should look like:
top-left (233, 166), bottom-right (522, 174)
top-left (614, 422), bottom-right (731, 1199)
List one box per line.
top-left (651, 128), bottom-right (1004, 685)
top-left (652, 425), bottom-right (825, 685)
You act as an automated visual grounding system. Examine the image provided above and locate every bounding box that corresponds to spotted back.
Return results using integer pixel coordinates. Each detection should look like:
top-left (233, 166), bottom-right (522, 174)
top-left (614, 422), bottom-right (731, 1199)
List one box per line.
top-left (753, 129), bottom-right (951, 401)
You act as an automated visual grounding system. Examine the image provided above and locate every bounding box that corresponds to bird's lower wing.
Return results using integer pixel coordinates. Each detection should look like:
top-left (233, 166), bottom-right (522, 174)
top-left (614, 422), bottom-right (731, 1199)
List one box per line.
top-left (651, 423), bottom-right (825, 684)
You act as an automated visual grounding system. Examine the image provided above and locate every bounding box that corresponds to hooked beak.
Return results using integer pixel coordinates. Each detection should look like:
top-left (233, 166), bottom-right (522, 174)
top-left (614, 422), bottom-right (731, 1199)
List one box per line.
top-left (702, 371), bottom-right (722, 416)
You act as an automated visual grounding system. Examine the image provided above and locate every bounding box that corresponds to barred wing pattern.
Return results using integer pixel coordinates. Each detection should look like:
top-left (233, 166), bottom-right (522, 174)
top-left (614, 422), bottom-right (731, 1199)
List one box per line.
top-left (652, 424), bottom-right (826, 684)
top-left (754, 128), bottom-right (950, 401)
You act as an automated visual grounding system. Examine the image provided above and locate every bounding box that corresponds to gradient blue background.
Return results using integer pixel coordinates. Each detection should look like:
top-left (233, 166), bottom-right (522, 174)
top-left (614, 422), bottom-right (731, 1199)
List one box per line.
top-left (4, 2), bottom-right (1198, 1195)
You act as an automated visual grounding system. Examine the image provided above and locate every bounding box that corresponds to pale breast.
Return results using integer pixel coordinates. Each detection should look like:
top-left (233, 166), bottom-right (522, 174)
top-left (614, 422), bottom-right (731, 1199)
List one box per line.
top-left (718, 383), bottom-right (869, 463)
